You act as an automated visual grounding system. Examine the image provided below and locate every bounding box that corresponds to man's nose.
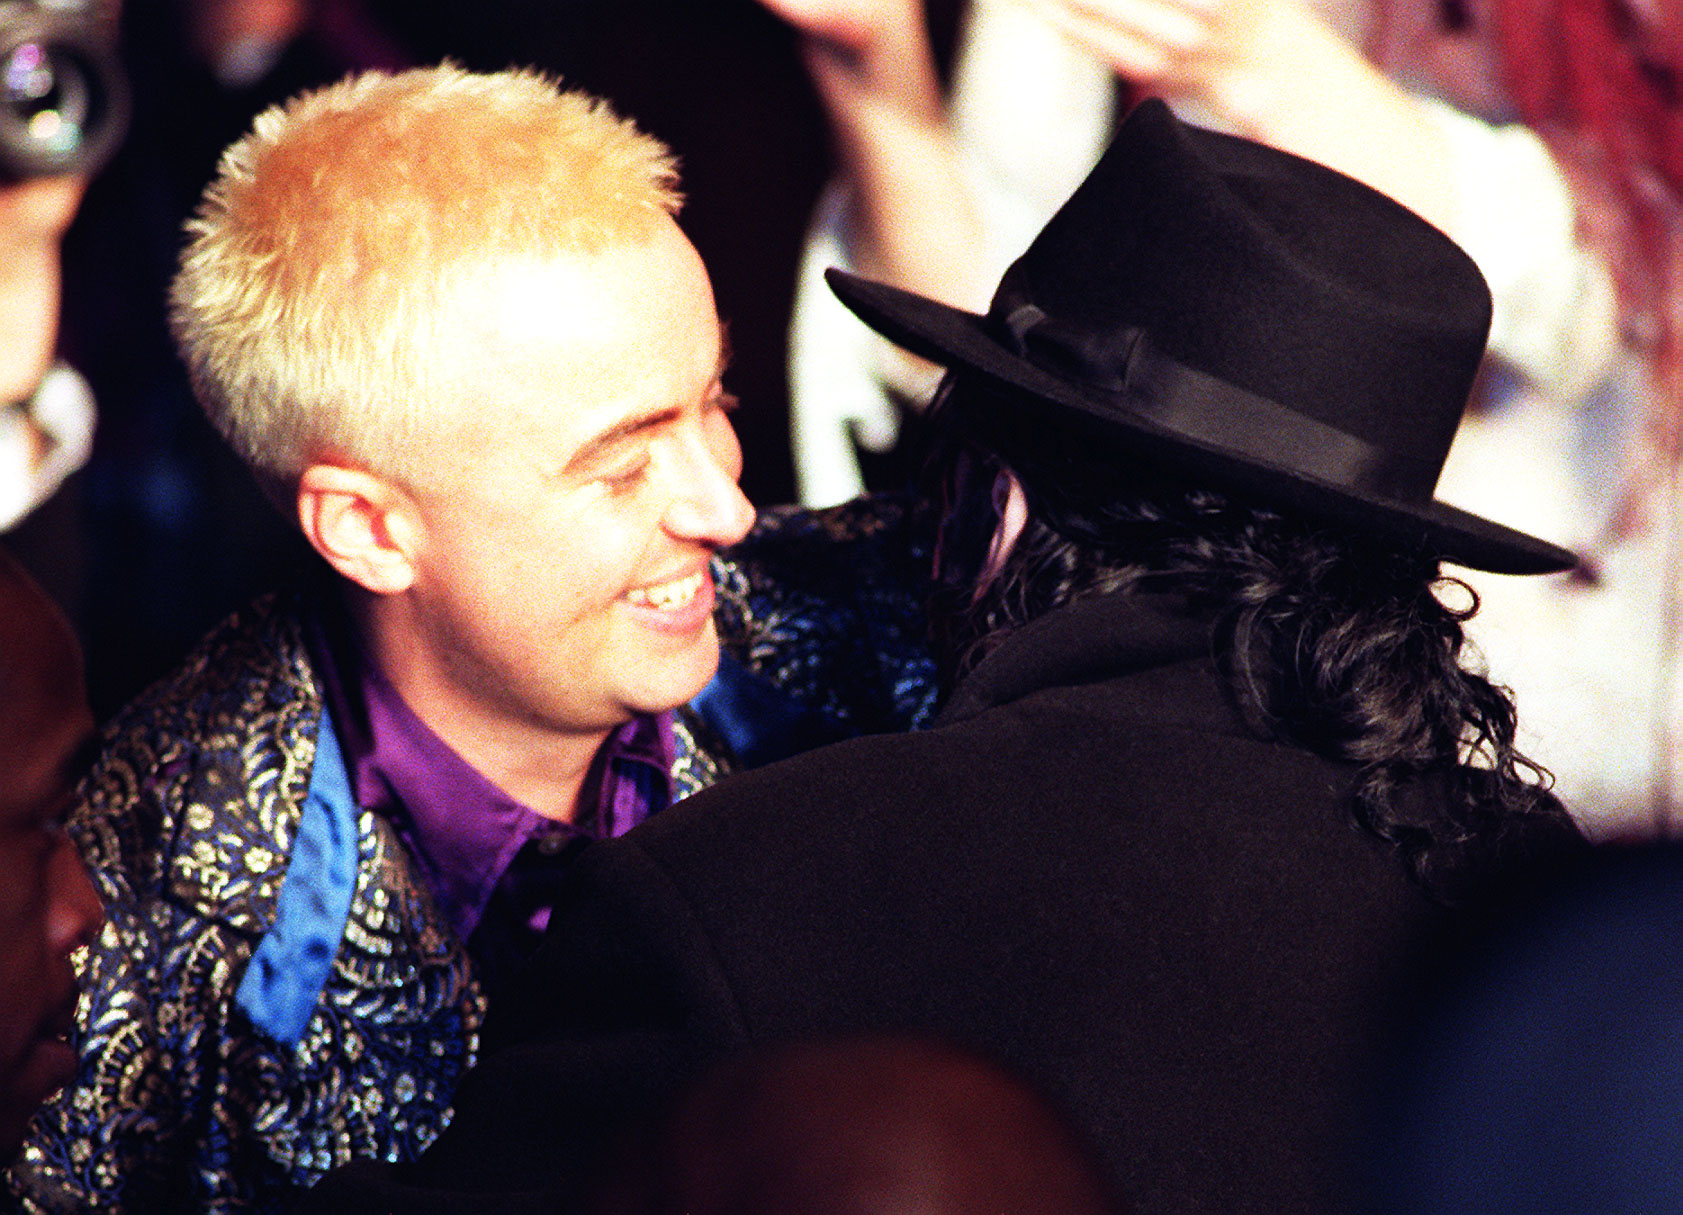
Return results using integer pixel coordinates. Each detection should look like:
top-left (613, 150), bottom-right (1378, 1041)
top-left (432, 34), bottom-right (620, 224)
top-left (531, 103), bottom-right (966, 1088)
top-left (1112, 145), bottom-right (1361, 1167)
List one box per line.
top-left (48, 834), bottom-right (102, 957)
top-left (664, 435), bottom-right (755, 547)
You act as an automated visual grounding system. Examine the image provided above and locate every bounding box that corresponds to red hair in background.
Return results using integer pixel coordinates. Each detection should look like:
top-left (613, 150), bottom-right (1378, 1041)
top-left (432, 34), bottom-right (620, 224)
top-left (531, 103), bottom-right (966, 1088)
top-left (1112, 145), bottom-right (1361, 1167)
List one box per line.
top-left (1482, 0), bottom-right (1683, 427)
top-left (1471, 0), bottom-right (1683, 827)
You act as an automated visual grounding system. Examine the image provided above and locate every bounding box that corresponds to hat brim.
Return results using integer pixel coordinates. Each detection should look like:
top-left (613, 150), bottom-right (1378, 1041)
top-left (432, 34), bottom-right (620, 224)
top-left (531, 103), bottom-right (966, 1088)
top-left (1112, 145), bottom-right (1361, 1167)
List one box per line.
top-left (827, 269), bottom-right (1577, 577)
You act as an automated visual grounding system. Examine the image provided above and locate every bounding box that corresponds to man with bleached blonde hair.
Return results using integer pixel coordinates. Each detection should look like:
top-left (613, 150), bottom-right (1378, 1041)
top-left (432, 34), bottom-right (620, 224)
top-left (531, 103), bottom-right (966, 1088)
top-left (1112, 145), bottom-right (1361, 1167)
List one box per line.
top-left (8, 63), bottom-right (759, 1214)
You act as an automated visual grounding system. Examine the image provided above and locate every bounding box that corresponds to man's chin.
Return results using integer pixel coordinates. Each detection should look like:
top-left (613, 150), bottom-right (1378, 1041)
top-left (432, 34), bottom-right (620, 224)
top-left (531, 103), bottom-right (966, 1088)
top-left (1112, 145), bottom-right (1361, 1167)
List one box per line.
top-left (631, 643), bottom-right (722, 716)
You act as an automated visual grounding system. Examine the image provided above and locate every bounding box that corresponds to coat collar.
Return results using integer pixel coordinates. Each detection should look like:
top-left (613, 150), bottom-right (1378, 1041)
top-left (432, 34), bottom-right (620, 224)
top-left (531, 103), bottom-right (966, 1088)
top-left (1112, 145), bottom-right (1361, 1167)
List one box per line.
top-left (935, 591), bottom-right (1216, 727)
top-left (149, 591), bottom-right (325, 934)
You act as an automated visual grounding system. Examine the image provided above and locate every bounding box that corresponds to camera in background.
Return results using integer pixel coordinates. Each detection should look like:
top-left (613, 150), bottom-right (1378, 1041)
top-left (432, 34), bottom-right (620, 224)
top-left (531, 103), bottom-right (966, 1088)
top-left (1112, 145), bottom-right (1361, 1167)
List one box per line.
top-left (0, 0), bottom-right (126, 181)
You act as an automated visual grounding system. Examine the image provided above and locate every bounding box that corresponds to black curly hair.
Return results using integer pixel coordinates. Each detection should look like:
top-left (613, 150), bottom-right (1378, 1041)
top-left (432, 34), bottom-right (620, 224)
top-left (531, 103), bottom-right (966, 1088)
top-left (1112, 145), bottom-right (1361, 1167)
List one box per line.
top-left (925, 377), bottom-right (1569, 899)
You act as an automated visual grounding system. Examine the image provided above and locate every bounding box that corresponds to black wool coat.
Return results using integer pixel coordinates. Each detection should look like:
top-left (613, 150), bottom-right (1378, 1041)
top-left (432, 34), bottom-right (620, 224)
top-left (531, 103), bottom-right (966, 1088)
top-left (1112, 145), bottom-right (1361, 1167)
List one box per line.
top-left (302, 591), bottom-right (1582, 1215)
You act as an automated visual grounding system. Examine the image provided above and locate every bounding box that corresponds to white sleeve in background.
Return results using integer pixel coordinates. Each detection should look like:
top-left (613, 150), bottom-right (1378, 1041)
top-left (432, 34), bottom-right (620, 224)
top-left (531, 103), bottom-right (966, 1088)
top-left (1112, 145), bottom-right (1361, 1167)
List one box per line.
top-left (948, 0), bottom-right (1117, 268)
top-left (787, 185), bottom-right (914, 507)
top-left (1422, 96), bottom-right (1622, 405)
top-left (786, 0), bottom-right (1116, 507)
top-left (0, 362), bottom-right (96, 532)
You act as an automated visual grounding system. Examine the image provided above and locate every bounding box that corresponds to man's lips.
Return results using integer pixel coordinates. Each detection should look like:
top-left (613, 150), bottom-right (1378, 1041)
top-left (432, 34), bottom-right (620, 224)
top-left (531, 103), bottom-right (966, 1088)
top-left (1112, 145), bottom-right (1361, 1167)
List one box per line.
top-left (620, 566), bottom-right (716, 637)
top-left (623, 569), bottom-right (706, 612)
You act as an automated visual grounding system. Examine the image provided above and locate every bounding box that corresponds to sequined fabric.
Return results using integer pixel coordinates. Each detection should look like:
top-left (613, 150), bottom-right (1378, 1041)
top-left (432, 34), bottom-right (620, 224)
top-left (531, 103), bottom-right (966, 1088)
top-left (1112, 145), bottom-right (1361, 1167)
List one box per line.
top-left (713, 492), bottom-right (940, 740)
top-left (3, 594), bottom-right (484, 1213)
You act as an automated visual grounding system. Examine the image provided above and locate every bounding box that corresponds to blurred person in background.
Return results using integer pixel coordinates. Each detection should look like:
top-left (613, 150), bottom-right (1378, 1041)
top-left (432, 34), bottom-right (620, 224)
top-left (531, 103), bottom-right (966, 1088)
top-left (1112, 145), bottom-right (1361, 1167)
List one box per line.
top-left (1460, 0), bottom-right (1683, 833)
top-left (0, 0), bottom-right (125, 533)
top-left (0, 546), bottom-right (102, 1163)
top-left (0, 174), bottom-right (93, 533)
top-left (0, 8), bottom-right (115, 1155)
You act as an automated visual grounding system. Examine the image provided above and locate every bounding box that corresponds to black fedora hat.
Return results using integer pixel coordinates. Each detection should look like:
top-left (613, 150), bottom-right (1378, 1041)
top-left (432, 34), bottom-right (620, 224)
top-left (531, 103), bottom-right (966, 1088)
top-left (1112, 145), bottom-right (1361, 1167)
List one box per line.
top-left (826, 98), bottom-right (1575, 575)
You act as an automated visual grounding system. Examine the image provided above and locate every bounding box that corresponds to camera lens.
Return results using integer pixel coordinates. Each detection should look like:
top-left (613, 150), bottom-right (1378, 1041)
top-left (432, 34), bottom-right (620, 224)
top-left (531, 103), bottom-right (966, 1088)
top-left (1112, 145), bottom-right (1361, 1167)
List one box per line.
top-left (0, 32), bottom-right (125, 180)
top-left (3, 42), bottom-right (91, 152)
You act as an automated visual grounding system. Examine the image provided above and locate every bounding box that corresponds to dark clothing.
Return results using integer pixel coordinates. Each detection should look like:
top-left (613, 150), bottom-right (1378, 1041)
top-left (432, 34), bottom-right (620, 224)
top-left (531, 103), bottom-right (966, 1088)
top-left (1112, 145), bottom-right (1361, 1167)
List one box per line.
top-left (1361, 843), bottom-right (1683, 1214)
top-left (302, 590), bottom-right (1582, 1214)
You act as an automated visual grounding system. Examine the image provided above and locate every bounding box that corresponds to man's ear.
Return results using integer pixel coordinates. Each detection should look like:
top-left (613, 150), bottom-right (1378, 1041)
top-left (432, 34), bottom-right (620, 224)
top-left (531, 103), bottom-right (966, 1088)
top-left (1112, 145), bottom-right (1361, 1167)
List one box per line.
top-left (296, 463), bottom-right (420, 596)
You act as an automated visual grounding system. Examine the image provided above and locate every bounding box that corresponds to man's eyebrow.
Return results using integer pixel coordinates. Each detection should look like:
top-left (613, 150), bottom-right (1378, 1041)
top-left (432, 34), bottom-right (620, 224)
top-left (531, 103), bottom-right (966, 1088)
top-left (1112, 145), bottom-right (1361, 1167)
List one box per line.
top-left (563, 406), bottom-right (681, 476)
top-left (562, 337), bottom-right (733, 476)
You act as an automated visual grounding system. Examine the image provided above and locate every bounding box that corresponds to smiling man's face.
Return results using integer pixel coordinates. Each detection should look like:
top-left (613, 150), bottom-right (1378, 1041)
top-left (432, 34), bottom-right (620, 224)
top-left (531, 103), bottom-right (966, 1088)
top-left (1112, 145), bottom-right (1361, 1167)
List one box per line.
top-left (392, 216), bottom-right (755, 756)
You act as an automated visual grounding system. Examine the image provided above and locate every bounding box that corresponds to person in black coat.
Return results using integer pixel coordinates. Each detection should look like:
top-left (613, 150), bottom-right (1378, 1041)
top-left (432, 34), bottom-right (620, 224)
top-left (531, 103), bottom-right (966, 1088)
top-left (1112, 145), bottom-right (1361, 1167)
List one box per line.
top-left (300, 97), bottom-right (1587, 1215)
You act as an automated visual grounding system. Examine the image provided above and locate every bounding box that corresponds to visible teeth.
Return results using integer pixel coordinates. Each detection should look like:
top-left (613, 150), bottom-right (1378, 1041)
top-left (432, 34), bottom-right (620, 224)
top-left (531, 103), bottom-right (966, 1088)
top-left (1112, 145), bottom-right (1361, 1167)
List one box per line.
top-left (626, 570), bottom-right (704, 611)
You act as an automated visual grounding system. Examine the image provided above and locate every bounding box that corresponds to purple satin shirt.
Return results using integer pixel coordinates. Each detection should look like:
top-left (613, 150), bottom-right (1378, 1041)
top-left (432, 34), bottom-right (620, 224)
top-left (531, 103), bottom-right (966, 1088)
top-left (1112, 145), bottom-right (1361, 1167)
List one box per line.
top-left (306, 606), bottom-right (672, 985)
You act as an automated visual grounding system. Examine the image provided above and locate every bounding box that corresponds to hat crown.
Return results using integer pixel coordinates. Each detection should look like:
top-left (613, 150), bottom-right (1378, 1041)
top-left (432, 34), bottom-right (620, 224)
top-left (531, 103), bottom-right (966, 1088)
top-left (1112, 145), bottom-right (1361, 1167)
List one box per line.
top-left (982, 97), bottom-right (1491, 502)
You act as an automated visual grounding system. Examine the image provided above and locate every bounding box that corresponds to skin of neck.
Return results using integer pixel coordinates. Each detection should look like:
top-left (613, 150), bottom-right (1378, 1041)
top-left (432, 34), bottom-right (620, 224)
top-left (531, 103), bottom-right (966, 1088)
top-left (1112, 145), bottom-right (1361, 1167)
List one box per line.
top-left (347, 585), bottom-right (609, 823)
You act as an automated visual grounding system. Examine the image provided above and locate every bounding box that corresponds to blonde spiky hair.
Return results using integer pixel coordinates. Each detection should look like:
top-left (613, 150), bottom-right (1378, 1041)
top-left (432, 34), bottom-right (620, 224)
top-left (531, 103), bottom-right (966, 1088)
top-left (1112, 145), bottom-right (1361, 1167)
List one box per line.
top-left (169, 63), bottom-right (682, 490)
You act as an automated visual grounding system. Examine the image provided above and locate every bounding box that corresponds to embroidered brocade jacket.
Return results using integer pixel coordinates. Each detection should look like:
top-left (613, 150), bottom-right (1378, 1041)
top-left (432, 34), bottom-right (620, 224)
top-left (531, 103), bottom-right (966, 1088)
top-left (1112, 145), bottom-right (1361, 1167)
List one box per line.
top-left (6, 495), bottom-right (936, 1215)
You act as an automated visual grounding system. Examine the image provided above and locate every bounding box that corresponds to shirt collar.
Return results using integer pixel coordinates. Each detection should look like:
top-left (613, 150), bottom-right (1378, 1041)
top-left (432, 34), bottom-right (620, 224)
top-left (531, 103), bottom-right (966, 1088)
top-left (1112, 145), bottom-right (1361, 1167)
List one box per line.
top-left (305, 600), bottom-right (674, 943)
